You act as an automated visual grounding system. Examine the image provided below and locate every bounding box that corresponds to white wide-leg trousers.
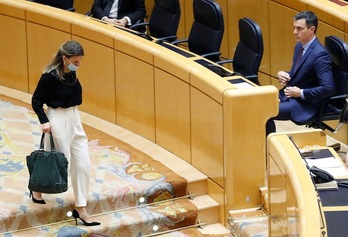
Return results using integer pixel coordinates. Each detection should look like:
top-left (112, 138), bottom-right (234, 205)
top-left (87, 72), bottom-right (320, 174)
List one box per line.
top-left (46, 106), bottom-right (90, 207)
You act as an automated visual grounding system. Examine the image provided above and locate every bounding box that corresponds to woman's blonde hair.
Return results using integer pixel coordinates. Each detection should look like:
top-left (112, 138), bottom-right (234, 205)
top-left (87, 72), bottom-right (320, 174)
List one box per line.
top-left (44, 40), bottom-right (84, 79)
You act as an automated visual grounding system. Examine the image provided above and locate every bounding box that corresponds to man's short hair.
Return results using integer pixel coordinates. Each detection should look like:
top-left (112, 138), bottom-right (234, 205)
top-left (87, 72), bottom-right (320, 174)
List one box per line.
top-left (294, 11), bottom-right (318, 33)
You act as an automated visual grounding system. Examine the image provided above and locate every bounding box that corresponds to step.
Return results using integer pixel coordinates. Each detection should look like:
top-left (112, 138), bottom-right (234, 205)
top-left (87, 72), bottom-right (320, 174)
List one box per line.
top-left (228, 207), bottom-right (268, 237)
top-left (2, 197), bottom-right (197, 237)
top-left (4, 196), bottom-right (224, 237)
top-left (191, 195), bottom-right (220, 225)
top-left (152, 223), bottom-right (232, 237)
top-left (2, 194), bottom-right (223, 237)
top-left (198, 223), bottom-right (232, 236)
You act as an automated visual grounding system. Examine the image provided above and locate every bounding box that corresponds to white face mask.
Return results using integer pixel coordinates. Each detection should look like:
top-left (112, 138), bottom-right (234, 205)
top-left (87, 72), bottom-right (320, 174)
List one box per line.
top-left (67, 58), bottom-right (79, 71)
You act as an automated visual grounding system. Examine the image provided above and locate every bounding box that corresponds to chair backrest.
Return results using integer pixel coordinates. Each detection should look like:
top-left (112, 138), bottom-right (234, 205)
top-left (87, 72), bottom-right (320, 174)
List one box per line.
top-left (187, 0), bottom-right (224, 61)
top-left (305, 36), bottom-right (348, 132)
top-left (325, 35), bottom-right (348, 102)
top-left (148, 0), bottom-right (181, 41)
top-left (232, 18), bottom-right (263, 78)
top-left (30, 0), bottom-right (74, 11)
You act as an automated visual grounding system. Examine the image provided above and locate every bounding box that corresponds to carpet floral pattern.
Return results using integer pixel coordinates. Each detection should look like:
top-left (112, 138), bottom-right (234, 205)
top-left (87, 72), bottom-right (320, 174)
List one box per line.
top-left (0, 99), bottom-right (197, 236)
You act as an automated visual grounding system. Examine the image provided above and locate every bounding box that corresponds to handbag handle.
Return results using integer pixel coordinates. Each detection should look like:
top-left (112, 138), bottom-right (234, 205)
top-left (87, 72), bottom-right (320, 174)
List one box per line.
top-left (39, 131), bottom-right (56, 151)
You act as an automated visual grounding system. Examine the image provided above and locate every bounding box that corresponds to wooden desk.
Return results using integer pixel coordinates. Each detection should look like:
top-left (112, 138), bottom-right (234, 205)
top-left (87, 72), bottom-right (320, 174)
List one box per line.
top-left (267, 130), bottom-right (348, 236)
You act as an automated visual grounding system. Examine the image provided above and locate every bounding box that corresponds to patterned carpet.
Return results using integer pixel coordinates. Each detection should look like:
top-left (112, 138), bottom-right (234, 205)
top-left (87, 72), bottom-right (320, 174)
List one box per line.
top-left (0, 95), bottom-right (204, 237)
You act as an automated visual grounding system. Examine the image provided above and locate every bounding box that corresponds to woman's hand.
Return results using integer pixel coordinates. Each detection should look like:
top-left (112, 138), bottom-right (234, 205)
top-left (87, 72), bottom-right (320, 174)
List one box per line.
top-left (40, 122), bottom-right (51, 133)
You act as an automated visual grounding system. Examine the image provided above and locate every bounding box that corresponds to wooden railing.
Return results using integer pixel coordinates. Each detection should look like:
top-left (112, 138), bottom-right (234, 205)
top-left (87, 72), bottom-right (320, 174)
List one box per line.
top-left (267, 130), bottom-right (327, 236)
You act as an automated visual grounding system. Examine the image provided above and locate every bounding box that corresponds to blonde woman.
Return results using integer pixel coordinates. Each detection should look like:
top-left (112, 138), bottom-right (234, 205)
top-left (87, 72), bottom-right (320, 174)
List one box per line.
top-left (31, 41), bottom-right (100, 226)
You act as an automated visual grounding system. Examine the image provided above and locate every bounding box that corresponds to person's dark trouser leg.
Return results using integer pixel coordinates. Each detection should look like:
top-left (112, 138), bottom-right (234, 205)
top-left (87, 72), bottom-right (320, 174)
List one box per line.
top-left (266, 119), bottom-right (276, 136)
top-left (266, 100), bottom-right (293, 136)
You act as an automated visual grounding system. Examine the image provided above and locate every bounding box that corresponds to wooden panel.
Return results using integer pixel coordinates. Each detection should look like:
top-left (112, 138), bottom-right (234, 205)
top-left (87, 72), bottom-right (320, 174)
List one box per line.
top-left (115, 51), bottom-right (155, 141)
top-left (258, 72), bottom-right (271, 86)
top-left (145, 0), bottom-right (154, 23)
top-left (183, 0), bottom-right (194, 38)
top-left (316, 21), bottom-right (345, 44)
top-left (207, 179), bottom-right (226, 225)
top-left (73, 36), bottom-right (116, 123)
top-left (72, 17), bottom-right (115, 48)
top-left (155, 68), bottom-right (191, 162)
top-left (114, 32), bottom-right (156, 64)
top-left (74, 0), bottom-right (94, 15)
top-left (0, 14), bottom-right (27, 91)
top-left (177, 0), bottom-right (186, 39)
top-left (26, 4), bottom-right (72, 32)
top-left (26, 22), bottom-right (71, 93)
top-left (270, 0), bottom-right (307, 11)
top-left (227, 0), bottom-right (270, 74)
top-left (309, 3), bottom-right (344, 31)
top-left (154, 48), bottom-right (191, 83)
top-left (309, 0), bottom-right (348, 31)
top-left (269, 2), bottom-right (298, 77)
top-left (224, 86), bottom-right (279, 211)
top-left (215, 0), bottom-right (229, 60)
top-left (191, 87), bottom-right (224, 187)
top-left (0, 0), bottom-right (26, 19)
top-left (190, 65), bottom-right (233, 104)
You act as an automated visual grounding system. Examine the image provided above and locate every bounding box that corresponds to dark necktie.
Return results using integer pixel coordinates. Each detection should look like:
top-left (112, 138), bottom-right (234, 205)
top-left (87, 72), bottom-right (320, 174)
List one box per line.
top-left (295, 47), bottom-right (304, 69)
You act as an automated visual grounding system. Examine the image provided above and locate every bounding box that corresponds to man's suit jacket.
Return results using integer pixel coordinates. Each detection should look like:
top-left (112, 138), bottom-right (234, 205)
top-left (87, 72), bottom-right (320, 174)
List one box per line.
top-left (279, 37), bottom-right (335, 124)
top-left (91, 0), bottom-right (146, 24)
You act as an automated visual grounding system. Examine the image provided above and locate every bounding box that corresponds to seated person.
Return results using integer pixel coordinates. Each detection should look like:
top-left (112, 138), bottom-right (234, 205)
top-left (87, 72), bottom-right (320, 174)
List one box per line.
top-left (266, 11), bottom-right (335, 135)
top-left (91, 0), bottom-right (146, 31)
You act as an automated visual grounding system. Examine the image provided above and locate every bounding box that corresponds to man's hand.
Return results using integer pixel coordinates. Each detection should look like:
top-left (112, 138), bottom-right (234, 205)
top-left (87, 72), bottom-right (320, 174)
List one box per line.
top-left (277, 71), bottom-right (291, 86)
top-left (284, 86), bottom-right (301, 98)
top-left (103, 17), bottom-right (117, 24)
top-left (102, 17), bottom-right (128, 27)
top-left (114, 18), bottom-right (128, 27)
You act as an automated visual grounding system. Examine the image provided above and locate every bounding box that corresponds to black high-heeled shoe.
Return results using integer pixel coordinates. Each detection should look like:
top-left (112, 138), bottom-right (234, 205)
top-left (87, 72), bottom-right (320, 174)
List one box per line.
top-left (72, 209), bottom-right (100, 226)
top-left (29, 191), bottom-right (46, 204)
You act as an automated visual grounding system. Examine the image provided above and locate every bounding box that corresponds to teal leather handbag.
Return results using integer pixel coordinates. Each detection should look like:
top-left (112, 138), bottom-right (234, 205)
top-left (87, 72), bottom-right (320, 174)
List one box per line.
top-left (26, 132), bottom-right (68, 193)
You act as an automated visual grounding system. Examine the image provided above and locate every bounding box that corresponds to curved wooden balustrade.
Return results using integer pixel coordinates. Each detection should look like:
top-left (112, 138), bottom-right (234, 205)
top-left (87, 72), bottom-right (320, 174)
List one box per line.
top-left (134, 0), bottom-right (348, 145)
top-left (267, 130), bottom-right (327, 236)
top-left (0, 0), bottom-right (278, 228)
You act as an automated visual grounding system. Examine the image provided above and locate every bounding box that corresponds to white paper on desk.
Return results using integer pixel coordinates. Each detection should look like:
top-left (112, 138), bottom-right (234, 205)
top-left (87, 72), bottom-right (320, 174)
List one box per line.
top-left (305, 157), bottom-right (348, 178)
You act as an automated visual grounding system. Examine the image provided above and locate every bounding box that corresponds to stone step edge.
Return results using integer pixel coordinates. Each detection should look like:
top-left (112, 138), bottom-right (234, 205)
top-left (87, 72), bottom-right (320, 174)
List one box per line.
top-left (1, 194), bottom-right (220, 236)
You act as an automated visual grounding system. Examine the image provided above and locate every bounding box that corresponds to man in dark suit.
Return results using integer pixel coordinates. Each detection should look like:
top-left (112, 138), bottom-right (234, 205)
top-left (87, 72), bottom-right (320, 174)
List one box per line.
top-left (267, 11), bottom-right (335, 135)
top-left (91, 0), bottom-right (146, 29)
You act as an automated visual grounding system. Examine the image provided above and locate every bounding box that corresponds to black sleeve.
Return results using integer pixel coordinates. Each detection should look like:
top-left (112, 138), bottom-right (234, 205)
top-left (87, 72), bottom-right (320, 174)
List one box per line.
top-left (126, 0), bottom-right (146, 24)
top-left (31, 73), bottom-right (52, 124)
top-left (91, 0), bottom-right (108, 19)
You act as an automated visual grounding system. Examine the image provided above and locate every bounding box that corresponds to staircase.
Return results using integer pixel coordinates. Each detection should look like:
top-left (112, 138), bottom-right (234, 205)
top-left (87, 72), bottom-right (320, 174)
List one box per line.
top-left (80, 112), bottom-right (232, 236)
top-left (0, 89), bottom-right (231, 236)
